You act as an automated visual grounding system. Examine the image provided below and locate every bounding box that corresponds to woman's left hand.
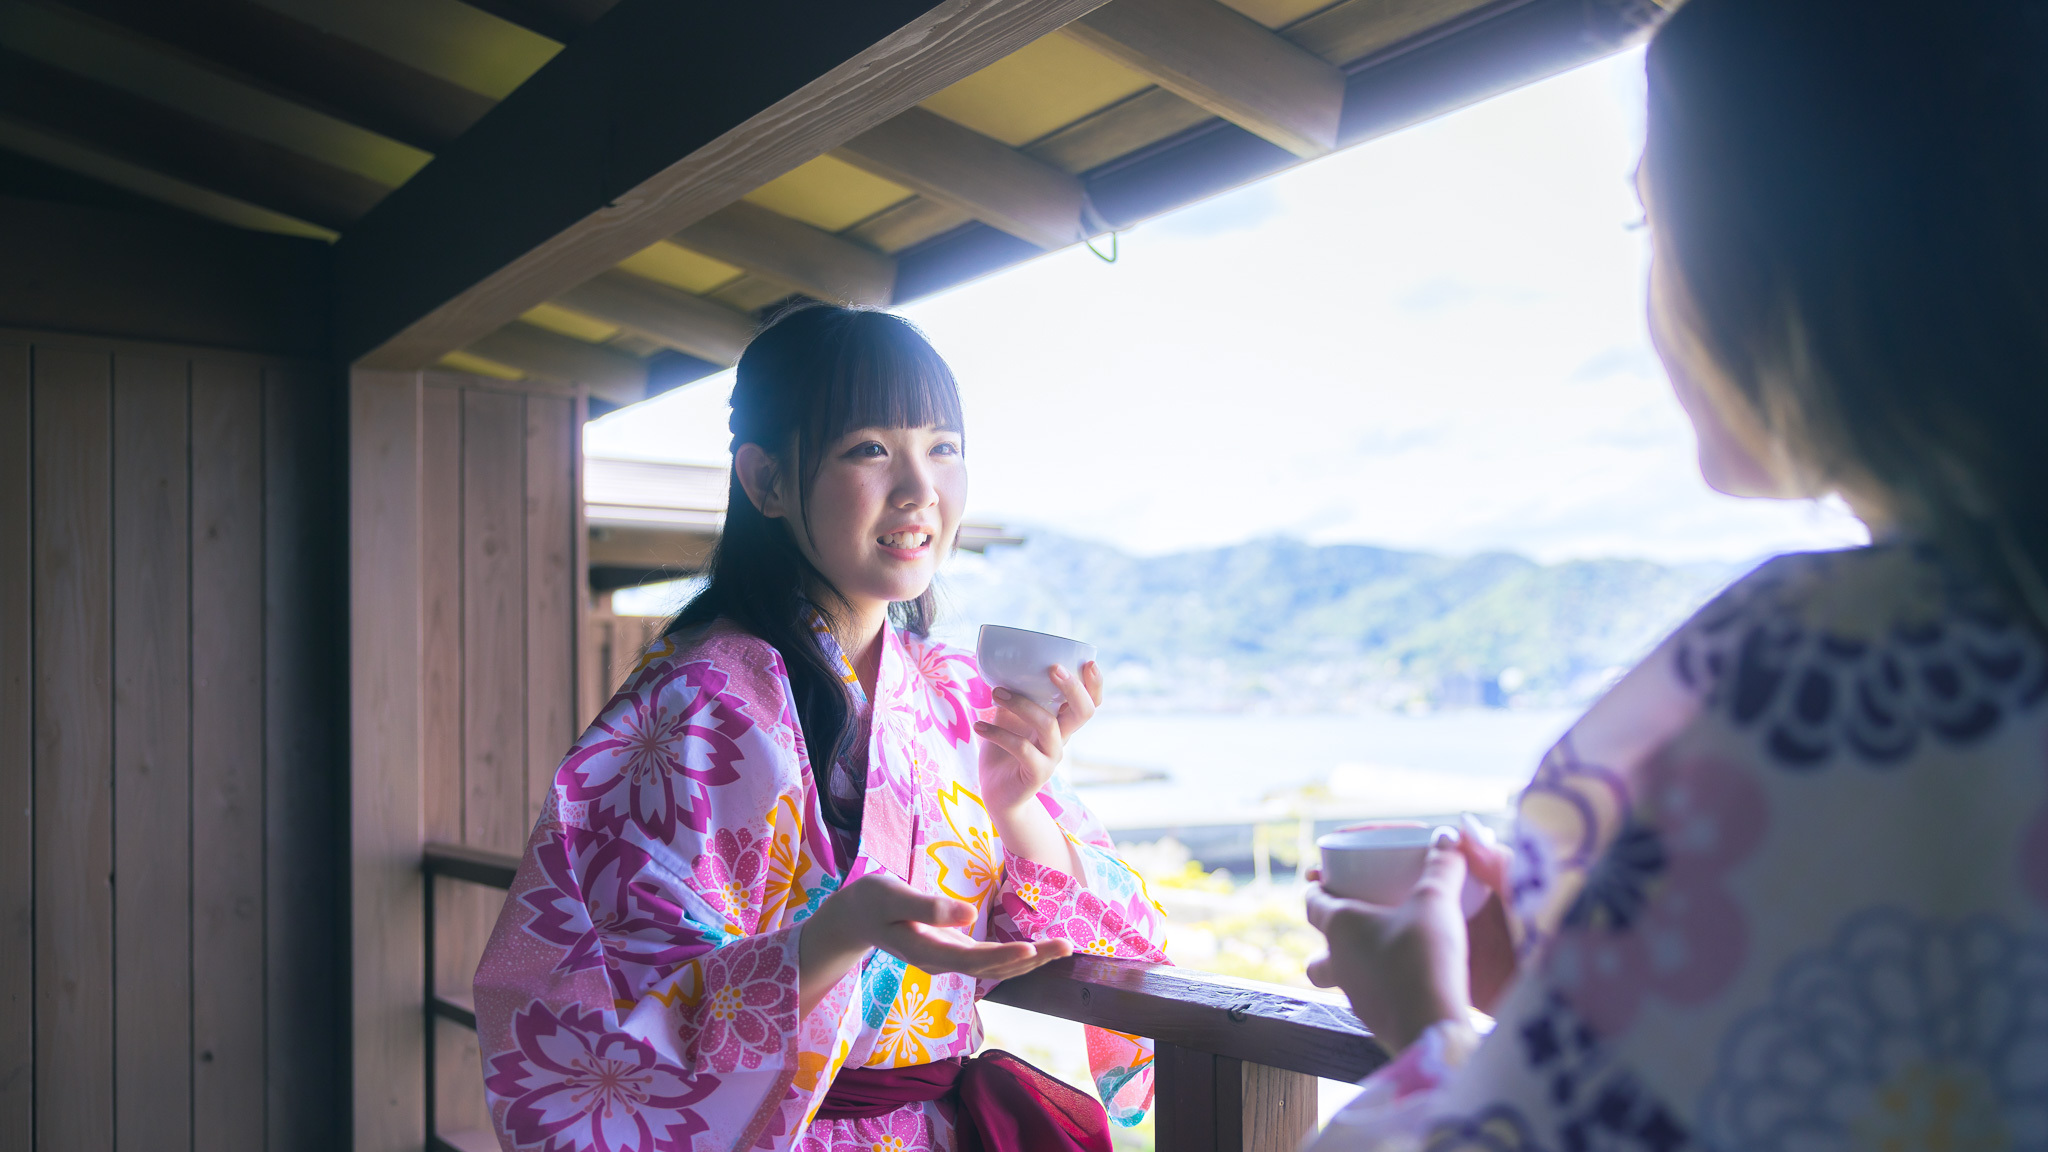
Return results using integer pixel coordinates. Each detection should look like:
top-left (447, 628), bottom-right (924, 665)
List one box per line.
top-left (1303, 831), bottom-right (1473, 1053)
top-left (974, 661), bottom-right (1102, 816)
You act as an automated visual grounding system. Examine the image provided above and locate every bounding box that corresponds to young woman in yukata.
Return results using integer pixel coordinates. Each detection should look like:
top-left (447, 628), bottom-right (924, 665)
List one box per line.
top-left (1301, 0), bottom-right (2048, 1147)
top-left (474, 306), bottom-right (1168, 1152)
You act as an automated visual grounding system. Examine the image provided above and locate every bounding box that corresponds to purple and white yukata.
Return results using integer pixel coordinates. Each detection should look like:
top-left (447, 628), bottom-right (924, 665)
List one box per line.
top-left (1313, 544), bottom-right (2048, 1152)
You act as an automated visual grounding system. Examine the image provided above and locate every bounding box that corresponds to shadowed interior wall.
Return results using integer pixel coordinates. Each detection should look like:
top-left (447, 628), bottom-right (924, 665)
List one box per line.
top-left (351, 367), bottom-right (583, 1151)
top-left (0, 328), bottom-right (347, 1152)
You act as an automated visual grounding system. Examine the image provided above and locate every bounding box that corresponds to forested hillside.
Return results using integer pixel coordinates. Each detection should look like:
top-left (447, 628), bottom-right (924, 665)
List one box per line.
top-left (930, 533), bottom-right (1749, 712)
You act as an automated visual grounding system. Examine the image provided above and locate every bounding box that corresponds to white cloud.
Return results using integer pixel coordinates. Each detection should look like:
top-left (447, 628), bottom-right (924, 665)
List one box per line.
top-left (587, 48), bottom-right (1867, 565)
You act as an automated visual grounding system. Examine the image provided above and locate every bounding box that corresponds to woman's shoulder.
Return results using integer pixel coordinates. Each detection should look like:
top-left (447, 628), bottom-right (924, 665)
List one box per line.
top-left (625, 618), bottom-right (797, 705)
top-left (1670, 543), bottom-right (2048, 765)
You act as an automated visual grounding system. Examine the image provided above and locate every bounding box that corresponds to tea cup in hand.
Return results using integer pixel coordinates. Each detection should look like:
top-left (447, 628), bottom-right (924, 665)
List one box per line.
top-left (975, 625), bottom-right (1096, 714)
top-left (1317, 823), bottom-right (1489, 916)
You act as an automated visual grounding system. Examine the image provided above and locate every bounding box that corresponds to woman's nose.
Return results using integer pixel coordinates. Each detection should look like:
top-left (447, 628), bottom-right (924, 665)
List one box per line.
top-left (893, 459), bottom-right (939, 507)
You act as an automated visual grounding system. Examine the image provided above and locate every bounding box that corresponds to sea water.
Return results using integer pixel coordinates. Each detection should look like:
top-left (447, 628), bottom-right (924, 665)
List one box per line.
top-left (1063, 706), bottom-right (1580, 830)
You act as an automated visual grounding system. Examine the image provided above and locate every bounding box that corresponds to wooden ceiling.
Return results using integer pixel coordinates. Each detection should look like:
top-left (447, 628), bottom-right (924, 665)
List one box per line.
top-left (0, 0), bottom-right (1642, 406)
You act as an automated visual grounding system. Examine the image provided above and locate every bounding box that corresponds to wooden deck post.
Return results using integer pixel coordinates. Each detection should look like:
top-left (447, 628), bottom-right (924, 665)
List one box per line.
top-left (1157, 1042), bottom-right (1318, 1152)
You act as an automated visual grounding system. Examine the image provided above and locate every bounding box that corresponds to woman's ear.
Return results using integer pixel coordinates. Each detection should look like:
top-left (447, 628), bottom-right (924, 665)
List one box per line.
top-left (734, 442), bottom-right (789, 520)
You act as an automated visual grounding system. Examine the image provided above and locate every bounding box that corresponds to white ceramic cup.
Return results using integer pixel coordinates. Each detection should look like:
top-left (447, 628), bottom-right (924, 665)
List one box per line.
top-left (1316, 823), bottom-right (1489, 916)
top-left (976, 624), bottom-right (1096, 714)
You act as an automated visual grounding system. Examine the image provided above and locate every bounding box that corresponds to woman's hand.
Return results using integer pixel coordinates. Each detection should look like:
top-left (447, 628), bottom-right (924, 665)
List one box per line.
top-left (798, 872), bottom-right (1070, 1017)
top-left (974, 663), bottom-right (1103, 875)
top-left (1303, 831), bottom-right (1473, 1053)
top-left (974, 662), bottom-right (1102, 814)
top-left (1457, 813), bottom-right (1518, 1014)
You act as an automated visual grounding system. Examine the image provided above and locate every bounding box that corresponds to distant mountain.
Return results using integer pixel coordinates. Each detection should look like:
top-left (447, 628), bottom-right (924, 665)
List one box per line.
top-left (930, 533), bottom-right (1745, 712)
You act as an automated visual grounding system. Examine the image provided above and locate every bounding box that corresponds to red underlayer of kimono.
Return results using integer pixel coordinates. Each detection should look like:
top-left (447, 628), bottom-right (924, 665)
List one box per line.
top-left (474, 617), bottom-right (1169, 1152)
top-left (1310, 544), bottom-right (2048, 1152)
top-left (816, 1050), bottom-right (1112, 1152)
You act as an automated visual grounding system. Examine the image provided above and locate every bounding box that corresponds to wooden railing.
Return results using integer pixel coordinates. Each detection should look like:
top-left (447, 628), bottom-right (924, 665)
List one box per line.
top-left (423, 843), bottom-right (1385, 1152)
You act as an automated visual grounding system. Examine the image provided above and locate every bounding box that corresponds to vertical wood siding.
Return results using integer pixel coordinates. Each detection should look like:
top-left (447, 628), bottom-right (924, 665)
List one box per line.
top-left (354, 371), bottom-right (584, 1150)
top-left (6, 331), bottom-right (347, 1152)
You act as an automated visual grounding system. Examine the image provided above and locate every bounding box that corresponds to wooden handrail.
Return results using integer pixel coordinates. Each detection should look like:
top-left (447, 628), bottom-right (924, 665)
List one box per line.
top-left (986, 955), bottom-right (1383, 1083)
top-left (424, 841), bottom-right (518, 888)
top-left (418, 843), bottom-right (1377, 1150)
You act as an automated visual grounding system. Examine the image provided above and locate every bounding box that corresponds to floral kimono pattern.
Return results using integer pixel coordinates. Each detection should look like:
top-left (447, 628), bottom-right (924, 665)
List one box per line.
top-left (1311, 543), bottom-right (2048, 1152)
top-left (475, 619), bottom-right (1168, 1152)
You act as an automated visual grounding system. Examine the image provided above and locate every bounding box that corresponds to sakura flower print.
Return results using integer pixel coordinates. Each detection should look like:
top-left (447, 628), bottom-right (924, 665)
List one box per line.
top-left (475, 620), bottom-right (1168, 1151)
top-left (975, 625), bottom-right (1096, 713)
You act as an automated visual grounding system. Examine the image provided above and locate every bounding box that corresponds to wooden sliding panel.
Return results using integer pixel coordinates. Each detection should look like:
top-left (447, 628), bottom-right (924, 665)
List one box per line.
top-left (421, 384), bottom-right (465, 849)
top-left (462, 389), bottom-right (530, 859)
top-left (33, 346), bottom-right (115, 1151)
top-left (111, 354), bottom-right (194, 1152)
top-left (350, 368), bottom-right (426, 1152)
top-left (192, 359), bottom-right (268, 1152)
top-left (525, 393), bottom-right (578, 833)
top-left (262, 360), bottom-right (349, 1150)
top-left (0, 341), bottom-right (30, 1149)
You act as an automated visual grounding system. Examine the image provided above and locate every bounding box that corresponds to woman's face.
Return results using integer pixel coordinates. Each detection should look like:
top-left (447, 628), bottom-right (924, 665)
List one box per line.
top-left (1641, 168), bottom-right (1820, 502)
top-left (741, 423), bottom-right (966, 613)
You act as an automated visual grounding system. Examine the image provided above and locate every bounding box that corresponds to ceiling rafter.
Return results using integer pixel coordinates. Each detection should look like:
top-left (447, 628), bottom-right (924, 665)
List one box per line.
top-left (465, 321), bottom-right (647, 404)
top-left (834, 106), bottom-right (1086, 251)
top-left (335, 0), bottom-right (1118, 371)
top-left (1065, 0), bottom-right (1346, 159)
top-left (0, 45), bottom-right (388, 230)
top-left (556, 271), bottom-right (758, 365)
top-left (672, 200), bottom-right (895, 307)
top-left (45, 0), bottom-right (494, 152)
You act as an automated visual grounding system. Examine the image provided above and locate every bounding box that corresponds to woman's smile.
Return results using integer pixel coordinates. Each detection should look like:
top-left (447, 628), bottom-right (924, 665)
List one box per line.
top-left (877, 527), bottom-right (936, 559)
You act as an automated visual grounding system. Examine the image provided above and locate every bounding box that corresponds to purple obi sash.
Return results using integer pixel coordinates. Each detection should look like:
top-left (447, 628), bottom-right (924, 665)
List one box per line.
top-left (815, 1050), bottom-right (1112, 1152)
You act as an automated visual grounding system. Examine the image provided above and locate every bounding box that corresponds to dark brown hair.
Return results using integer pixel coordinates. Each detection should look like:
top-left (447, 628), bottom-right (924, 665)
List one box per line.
top-left (1645, 0), bottom-right (2048, 624)
top-left (665, 304), bottom-right (965, 834)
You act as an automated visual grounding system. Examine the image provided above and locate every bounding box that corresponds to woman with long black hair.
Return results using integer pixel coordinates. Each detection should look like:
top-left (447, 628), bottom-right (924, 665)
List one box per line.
top-left (1302, 0), bottom-right (2048, 1146)
top-left (475, 306), bottom-right (1166, 1152)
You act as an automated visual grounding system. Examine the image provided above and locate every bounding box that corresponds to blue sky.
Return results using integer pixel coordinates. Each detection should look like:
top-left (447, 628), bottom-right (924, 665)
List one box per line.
top-left (587, 47), bottom-right (1866, 566)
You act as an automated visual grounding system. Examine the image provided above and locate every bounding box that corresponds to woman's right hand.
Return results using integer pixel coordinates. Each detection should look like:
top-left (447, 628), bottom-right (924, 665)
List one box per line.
top-left (798, 873), bottom-right (1070, 1016)
top-left (1456, 813), bottom-right (1518, 1014)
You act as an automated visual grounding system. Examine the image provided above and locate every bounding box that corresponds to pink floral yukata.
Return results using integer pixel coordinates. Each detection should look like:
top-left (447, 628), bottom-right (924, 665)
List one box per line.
top-left (1312, 544), bottom-right (2048, 1152)
top-left (475, 618), bottom-right (1168, 1152)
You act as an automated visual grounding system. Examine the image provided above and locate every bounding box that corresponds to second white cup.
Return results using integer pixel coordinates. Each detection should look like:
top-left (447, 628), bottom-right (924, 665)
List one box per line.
top-left (1317, 823), bottom-right (1489, 915)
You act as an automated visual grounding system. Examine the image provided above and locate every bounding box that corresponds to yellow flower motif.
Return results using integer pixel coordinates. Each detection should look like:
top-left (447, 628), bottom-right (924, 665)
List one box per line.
top-left (1016, 882), bottom-right (1041, 908)
top-left (631, 635), bottom-right (678, 673)
top-left (645, 959), bottom-right (705, 1009)
top-left (876, 965), bottom-right (955, 1066)
top-left (925, 783), bottom-right (999, 903)
top-left (760, 793), bottom-right (812, 926)
top-left (872, 1139), bottom-right (909, 1152)
top-left (1857, 1063), bottom-right (2007, 1152)
top-left (1082, 938), bottom-right (1116, 956)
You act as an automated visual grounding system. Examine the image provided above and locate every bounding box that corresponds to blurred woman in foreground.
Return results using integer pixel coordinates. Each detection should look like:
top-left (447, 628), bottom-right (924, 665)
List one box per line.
top-left (1305, 0), bottom-right (2048, 1145)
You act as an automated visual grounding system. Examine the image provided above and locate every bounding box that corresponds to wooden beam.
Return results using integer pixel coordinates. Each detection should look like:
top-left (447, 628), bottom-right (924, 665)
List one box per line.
top-left (0, 46), bottom-right (388, 229)
top-left (465, 324), bottom-right (646, 406)
top-left (556, 272), bottom-right (757, 365)
top-left (53, 0), bottom-right (495, 151)
top-left (334, 0), bottom-right (1116, 370)
top-left (1285, 0), bottom-right (1502, 67)
top-left (673, 201), bottom-right (895, 306)
top-left (835, 107), bottom-right (1086, 250)
top-left (1067, 0), bottom-right (1344, 158)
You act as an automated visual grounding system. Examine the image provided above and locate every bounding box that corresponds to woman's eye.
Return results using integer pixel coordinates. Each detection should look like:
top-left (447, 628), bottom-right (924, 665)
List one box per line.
top-left (850, 442), bottom-right (887, 458)
top-left (932, 442), bottom-right (961, 457)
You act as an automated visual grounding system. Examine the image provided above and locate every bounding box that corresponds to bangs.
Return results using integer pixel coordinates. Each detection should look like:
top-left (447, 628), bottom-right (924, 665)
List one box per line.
top-left (809, 311), bottom-right (964, 447)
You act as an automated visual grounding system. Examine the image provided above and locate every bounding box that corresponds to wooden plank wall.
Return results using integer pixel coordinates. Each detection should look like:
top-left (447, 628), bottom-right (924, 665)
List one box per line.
top-left (351, 368), bottom-right (583, 1152)
top-left (0, 328), bottom-right (347, 1152)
